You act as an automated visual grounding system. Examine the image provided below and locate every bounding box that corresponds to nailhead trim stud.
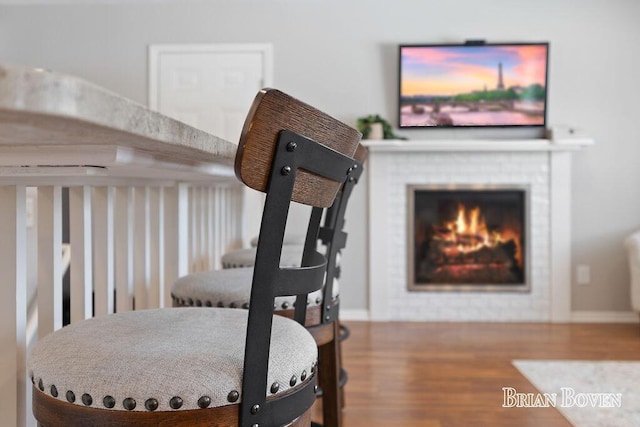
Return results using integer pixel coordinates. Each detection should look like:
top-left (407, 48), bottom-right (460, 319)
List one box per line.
top-left (170, 396), bottom-right (183, 409)
top-left (145, 398), bottom-right (159, 411)
top-left (227, 390), bottom-right (239, 403)
top-left (103, 395), bottom-right (116, 408)
top-left (198, 396), bottom-right (211, 409)
top-left (123, 397), bottom-right (136, 411)
top-left (82, 393), bottom-right (93, 406)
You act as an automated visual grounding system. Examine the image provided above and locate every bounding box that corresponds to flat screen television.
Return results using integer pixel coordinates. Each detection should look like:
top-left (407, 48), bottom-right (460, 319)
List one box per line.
top-left (399, 42), bottom-right (549, 128)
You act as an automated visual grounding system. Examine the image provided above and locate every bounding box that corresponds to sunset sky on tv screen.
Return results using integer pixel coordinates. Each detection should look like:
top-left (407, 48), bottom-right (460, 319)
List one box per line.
top-left (401, 45), bottom-right (547, 96)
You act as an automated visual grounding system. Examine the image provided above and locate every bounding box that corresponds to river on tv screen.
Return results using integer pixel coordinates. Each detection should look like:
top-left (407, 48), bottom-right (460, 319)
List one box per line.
top-left (400, 44), bottom-right (548, 127)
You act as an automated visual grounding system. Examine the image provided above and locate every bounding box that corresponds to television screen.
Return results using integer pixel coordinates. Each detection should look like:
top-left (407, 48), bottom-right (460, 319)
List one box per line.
top-left (399, 43), bottom-right (549, 128)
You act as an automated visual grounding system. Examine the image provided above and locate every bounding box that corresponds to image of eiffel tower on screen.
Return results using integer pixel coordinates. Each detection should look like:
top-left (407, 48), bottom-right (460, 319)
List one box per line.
top-left (399, 43), bottom-right (548, 127)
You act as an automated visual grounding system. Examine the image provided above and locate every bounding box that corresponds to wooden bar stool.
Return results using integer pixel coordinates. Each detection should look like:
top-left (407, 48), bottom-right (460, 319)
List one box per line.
top-left (172, 146), bottom-right (365, 427)
top-left (28, 88), bottom-right (361, 427)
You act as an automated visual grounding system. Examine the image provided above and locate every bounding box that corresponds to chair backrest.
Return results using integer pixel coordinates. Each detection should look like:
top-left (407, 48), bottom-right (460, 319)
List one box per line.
top-left (315, 144), bottom-right (367, 324)
top-left (291, 143), bottom-right (367, 324)
top-left (237, 89), bottom-right (361, 427)
top-left (235, 89), bottom-right (361, 207)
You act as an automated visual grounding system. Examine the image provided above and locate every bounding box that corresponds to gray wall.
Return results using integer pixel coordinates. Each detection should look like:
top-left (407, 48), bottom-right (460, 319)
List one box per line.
top-left (2, 0), bottom-right (639, 313)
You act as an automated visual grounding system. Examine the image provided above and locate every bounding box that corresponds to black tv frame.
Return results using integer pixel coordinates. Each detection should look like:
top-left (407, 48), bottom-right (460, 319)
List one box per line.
top-left (398, 41), bottom-right (550, 129)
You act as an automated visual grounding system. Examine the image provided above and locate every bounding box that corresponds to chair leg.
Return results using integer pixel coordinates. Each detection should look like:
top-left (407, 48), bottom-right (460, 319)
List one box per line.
top-left (318, 321), bottom-right (342, 427)
top-left (337, 322), bottom-right (347, 411)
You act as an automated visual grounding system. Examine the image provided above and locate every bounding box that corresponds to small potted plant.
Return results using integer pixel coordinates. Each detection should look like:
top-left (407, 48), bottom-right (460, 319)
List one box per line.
top-left (356, 115), bottom-right (406, 140)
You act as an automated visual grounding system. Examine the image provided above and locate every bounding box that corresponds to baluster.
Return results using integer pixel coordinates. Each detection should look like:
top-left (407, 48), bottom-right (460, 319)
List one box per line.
top-left (189, 186), bottom-right (196, 272)
top-left (93, 187), bottom-right (114, 316)
top-left (226, 187), bottom-right (234, 250)
top-left (207, 187), bottom-right (215, 270)
top-left (213, 187), bottom-right (222, 269)
top-left (114, 187), bottom-right (134, 313)
top-left (201, 187), bottom-right (209, 271)
top-left (37, 186), bottom-right (63, 336)
top-left (220, 187), bottom-right (228, 255)
top-left (133, 187), bottom-right (150, 310)
top-left (69, 186), bottom-right (93, 322)
top-left (234, 187), bottom-right (243, 248)
top-left (163, 186), bottom-right (178, 307)
top-left (177, 184), bottom-right (189, 277)
top-left (148, 187), bottom-right (162, 308)
top-left (194, 187), bottom-right (203, 272)
top-left (0, 186), bottom-right (28, 427)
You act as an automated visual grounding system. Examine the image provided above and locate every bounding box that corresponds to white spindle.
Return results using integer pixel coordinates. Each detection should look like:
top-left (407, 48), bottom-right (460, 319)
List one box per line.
top-left (148, 187), bottom-right (162, 308)
top-left (92, 187), bottom-right (115, 316)
top-left (163, 186), bottom-right (178, 307)
top-left (114, 187), bottom-right (134, 313)
top-left (207, 187), bottom-right (215, 270)
top-left (200, 187), bottom-right (209, 271)
top-left (194, 187), bottom-right (203, 272)
top-left (0, 186), bottom-right (28, 427)
top-left (225, 187), bottom-right (234, 251)
top-left (189, 186), bottom-right (196, 272)
top-left (37, 186), bottom-right (63, 336)
top-left (220, 187), bottom-right (228, 255)
top-left (177, 184), bottom-right (189, 277)
top-left (234, 187), bottom-right (243, 247)
top-left (133, 187), bottom-right (150, 310)
top-left (69, 186), bottom-right (93, 322)
top-left (214, 187), bottom-right (222, 269)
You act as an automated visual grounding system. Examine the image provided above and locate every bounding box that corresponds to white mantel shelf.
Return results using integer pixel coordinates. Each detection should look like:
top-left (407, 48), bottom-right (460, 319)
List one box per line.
top-left (362, 138), bottom-right (594, 152)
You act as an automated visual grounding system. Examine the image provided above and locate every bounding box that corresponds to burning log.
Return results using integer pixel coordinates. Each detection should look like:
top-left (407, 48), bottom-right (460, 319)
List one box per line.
top-left (428, 238), bottom-right (518, 267)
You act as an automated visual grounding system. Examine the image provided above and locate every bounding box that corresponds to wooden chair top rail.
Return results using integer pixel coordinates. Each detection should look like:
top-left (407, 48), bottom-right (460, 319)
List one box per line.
top-left (235, 89), bottom-right (362, 207)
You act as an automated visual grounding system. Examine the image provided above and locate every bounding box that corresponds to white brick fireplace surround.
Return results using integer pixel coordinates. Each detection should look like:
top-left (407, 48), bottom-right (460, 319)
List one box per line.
top-left (365, 138), bottom-right (593, 322)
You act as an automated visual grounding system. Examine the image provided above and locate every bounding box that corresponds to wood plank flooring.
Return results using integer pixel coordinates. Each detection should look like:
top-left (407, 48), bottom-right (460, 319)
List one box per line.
top-left (312, 321), bottom-right (640, 427)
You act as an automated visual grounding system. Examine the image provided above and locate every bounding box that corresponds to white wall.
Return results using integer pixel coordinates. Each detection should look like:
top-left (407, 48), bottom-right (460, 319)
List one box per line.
top-left (2, 0), bottom-right (639, 312)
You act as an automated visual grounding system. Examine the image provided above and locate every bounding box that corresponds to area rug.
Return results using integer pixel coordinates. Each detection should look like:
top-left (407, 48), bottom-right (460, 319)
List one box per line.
top-left (513, 360), bottom-right (640, 427)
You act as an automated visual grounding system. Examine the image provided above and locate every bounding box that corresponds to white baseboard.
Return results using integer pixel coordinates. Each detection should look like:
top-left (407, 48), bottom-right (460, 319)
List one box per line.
top-left (571, 311), bottom-right (638, 323)
top-left (340, 309), bottom-right (370, 321)
top-left (340, 310), bottom-right (638, 323)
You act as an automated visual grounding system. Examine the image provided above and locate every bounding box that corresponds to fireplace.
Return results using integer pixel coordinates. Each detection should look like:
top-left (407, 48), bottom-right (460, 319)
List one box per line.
top-left (408, 185), bottom-right (528, 292)
top-left (364, 139), bottom-right (592, 321)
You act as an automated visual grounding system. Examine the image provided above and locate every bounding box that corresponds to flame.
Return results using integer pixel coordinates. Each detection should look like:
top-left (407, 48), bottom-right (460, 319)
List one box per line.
top-left (440, 203), bottom-right (522, 266)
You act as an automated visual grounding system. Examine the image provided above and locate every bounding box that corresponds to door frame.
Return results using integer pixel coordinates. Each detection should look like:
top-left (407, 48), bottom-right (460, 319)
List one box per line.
top-left (147, 43), bottom-right (274, 110)
top-left (147, 43), bottom-right (273, 248)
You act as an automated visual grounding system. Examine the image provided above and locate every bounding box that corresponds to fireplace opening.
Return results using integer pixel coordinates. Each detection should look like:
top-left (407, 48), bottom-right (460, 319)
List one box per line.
top-left (408, 186), bottom-right (528, 291)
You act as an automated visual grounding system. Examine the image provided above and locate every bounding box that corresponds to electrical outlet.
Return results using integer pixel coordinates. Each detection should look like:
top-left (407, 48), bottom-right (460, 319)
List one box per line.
top-left (576, 265), bottom-right (591, 285)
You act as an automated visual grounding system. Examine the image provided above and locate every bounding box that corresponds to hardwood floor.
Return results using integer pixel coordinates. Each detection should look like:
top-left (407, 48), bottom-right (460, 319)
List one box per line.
top-left (312, 321), bottom-right (640, 427)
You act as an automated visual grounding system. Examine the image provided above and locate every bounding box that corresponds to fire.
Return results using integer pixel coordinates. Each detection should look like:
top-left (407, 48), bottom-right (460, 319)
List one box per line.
top-left (439, 203), bottom-right (522, 266)
top-left (455, 206), bottom-right (486, 238)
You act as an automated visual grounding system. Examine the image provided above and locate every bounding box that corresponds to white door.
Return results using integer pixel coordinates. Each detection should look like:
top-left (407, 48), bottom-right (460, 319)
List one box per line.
top-left (149, 44), bottom-right (273, 247)
top-left (149, 44), bottom-right (272, 142)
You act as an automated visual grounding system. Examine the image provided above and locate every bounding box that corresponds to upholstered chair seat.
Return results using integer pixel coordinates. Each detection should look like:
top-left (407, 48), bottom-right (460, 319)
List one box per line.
top-left (222, 245), bottom-right (342, 270)
top-left (172, 267), bottom-right (339, 313)
top-left (222, 245), bottom-right (304, 269)
top-left (249, 234), bottom-right (305, 248)
top-left (29, 308), bottom-right (317, 413)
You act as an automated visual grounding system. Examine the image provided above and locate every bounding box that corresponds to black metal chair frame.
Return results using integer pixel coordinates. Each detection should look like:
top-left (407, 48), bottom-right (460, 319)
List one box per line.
top-left (240, 129), bottom-right (357, 427)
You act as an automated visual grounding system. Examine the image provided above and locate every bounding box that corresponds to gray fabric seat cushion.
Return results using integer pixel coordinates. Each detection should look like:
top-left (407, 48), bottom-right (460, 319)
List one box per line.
top-left (29, 308), bottom-right (316, 412)
top-left (250, 234), bottom-right (306, 247)
top-left (221, 245), bottom-right (304, 269)
top-left (172, 267), bottom-right (339, 310)
top-left (222, 245), bottom-right (342, 271)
